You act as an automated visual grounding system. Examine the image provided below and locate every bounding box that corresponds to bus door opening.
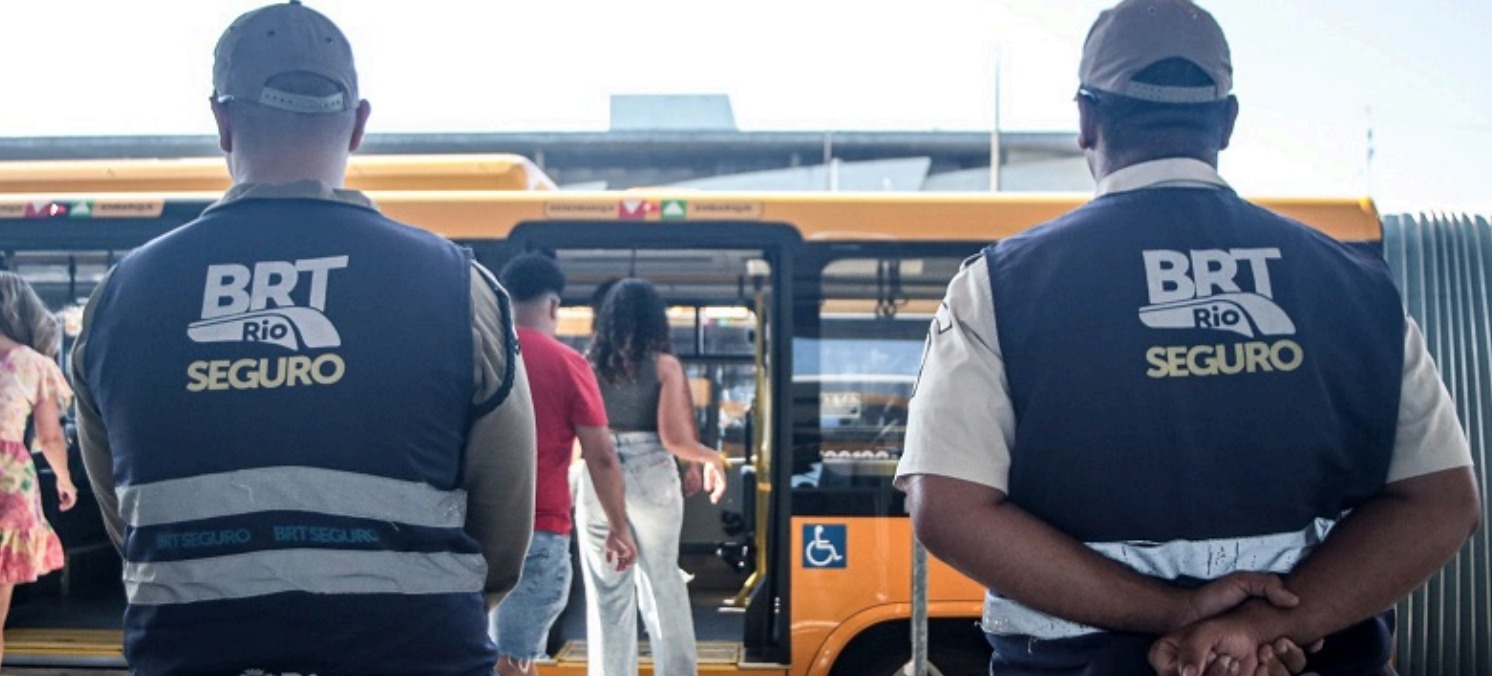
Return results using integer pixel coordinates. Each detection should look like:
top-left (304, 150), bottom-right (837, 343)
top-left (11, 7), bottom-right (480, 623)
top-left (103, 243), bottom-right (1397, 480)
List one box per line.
top-left (499, 226), bottom-right (796, 670)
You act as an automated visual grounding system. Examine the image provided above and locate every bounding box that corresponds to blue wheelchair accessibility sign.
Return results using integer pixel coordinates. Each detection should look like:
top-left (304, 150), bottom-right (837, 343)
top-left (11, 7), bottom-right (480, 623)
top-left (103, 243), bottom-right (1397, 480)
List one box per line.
top-left (802, 523), bottom-right (846, 569)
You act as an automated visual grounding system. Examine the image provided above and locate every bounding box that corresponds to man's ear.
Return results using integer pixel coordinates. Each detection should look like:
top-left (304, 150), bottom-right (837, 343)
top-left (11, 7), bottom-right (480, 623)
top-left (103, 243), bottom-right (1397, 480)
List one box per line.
top-left (1076, 95), bottom-right (1098, 151)
top-left (1219, 96), bottom-right (1240, 151)
top-left (211, 98), bottom-right (233, 153)
top-left (349, 99), bottom-right (372, 152)
top-left (549, 297), bottom-right (561, 322)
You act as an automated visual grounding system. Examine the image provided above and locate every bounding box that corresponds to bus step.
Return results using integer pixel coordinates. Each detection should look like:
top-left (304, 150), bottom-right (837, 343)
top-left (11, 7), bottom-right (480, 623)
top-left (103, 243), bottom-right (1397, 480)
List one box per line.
top-left (550, 640), bottom-right (789, 672)
top-left (3, 628), bottom-right (126, 668)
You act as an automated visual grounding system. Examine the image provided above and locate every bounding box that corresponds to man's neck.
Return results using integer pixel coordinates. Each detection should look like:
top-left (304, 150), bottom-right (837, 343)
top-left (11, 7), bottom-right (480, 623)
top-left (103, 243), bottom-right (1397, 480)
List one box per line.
top-left (230, 155), bottom-right (347, 187)
top-left (1091, 147), bottom-right (1218, 185)
top-left (515, 321), bottom-right (556, 337)
top-left (514, 304), bottom-right (557, 336)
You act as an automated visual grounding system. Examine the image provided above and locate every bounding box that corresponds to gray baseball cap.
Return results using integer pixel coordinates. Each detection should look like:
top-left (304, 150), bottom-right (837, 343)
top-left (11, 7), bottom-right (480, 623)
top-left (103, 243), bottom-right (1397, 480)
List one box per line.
top-left (212, 1), bottom-right (358, 114)
top-left (1079, 0), bottom-right (1232, 104)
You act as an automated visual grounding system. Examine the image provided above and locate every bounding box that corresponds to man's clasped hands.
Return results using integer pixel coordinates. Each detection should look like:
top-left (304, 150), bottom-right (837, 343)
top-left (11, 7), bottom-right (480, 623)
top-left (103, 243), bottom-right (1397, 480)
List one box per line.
top-left (1150, 572), bottom-right (1325, 676)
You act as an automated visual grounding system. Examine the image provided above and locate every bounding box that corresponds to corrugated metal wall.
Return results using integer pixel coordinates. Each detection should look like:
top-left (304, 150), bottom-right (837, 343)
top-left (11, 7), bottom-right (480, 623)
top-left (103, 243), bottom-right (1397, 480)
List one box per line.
top-left (1383, 213), bottom-right (1492, 675)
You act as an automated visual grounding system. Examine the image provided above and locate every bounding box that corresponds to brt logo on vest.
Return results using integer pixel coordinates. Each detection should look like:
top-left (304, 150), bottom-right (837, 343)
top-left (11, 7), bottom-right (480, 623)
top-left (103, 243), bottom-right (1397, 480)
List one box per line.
top-left (1140, 248), bottom-right (1304, 379)
top-left (185, 256), bottom-right (348, 392)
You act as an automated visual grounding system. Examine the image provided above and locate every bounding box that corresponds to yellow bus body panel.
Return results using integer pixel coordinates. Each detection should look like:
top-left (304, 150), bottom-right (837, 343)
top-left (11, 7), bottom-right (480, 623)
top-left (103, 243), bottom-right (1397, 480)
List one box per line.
top-left (790, 517), bottom-right (983, 676)
top-left (0, 154), bottom-right (557, 194)
top-left (378, 191), bottom-right (1381, 243)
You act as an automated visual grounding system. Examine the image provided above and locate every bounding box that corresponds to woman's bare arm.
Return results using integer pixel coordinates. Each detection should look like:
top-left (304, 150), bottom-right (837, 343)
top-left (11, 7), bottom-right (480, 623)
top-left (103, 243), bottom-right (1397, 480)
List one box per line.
top-left (33, 390), bottom-right (76, 511)
top-left (655, 353), bottom-right (727, 501)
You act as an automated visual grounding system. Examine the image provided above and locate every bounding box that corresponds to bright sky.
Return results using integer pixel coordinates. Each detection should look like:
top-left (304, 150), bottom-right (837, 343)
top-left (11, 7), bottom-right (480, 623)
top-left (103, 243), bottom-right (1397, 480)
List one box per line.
top-left (2, 1), bottom-right (1488, 212)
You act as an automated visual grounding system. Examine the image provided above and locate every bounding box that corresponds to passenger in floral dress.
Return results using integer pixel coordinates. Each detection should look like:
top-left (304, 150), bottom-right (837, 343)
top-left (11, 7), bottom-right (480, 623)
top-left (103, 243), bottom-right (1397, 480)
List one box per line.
top-left (0, 272), bottom-right (75, 665)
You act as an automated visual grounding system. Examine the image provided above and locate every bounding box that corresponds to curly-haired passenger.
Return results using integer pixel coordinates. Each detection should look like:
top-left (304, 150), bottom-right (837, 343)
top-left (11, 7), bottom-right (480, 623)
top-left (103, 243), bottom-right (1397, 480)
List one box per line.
top-left (578, 278), bottom-right (727, 676)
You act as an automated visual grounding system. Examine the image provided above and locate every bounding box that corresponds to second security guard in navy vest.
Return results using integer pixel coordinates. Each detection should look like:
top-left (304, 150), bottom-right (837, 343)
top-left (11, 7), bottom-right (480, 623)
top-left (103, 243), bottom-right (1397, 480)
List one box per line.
top-left (71, 3), bottom-right (538, 675)
top-left (896, 1), bottom-right (1480, 675)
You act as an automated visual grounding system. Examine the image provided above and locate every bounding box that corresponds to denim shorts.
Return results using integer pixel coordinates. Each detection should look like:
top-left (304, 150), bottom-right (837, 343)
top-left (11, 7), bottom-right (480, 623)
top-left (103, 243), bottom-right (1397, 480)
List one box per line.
top-left (490, 530), bottom-right (572, 660)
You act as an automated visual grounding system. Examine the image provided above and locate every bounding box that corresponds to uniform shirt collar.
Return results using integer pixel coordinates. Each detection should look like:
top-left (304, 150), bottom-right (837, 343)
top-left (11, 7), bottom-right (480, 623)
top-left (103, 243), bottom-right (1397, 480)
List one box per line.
top-left (1095, 157), bottom-right (1230, 197)
top-left (205, 179), bottom-right (378, 214)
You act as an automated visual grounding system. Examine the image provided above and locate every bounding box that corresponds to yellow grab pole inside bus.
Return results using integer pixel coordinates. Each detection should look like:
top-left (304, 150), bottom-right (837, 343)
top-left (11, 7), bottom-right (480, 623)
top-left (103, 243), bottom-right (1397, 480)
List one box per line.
top-left (730, 274), bottom-right (773, 608)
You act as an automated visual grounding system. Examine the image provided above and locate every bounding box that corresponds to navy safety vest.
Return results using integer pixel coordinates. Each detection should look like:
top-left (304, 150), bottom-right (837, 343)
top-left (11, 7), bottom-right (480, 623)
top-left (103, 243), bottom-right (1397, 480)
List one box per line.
top-left (982, 187), bottom-right (1403, 675)
top-left (83, 196), bottom-right (502, 676)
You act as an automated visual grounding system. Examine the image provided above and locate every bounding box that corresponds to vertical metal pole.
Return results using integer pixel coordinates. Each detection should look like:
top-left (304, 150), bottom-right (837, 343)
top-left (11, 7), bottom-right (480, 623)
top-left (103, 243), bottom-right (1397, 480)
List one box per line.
top-left (990, 47), bottom-right (1003, 193)
top-left (1363, 106), bottom-right (1375, 199)
top-left (911, 526), bottom-right (930, 675)
top-left (823, 132), bottom-right (834, 192)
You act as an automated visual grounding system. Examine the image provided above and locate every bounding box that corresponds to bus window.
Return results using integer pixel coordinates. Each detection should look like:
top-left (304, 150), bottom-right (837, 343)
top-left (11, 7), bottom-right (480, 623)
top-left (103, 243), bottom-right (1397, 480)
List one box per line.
top-left (552, 266), bottom-right (759, 449)
top-left (7, 250), bottom-right (117, 310)
top-left (792, 254), bottom-right (970, 515)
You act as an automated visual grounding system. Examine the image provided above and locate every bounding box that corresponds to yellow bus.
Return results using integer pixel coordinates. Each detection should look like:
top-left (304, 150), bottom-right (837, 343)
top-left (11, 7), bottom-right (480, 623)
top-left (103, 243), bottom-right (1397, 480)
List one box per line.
top-left (0, 155), bottom-right (1384, 675)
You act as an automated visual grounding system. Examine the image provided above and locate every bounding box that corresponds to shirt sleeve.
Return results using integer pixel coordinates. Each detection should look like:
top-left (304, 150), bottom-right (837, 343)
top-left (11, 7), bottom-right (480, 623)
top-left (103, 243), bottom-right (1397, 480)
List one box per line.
top-left (461, 263), bottom-right (536, 608)
top-left (894, 258), bottom-right (1015, 493)
top-left (70, 270), bottom-right (127, 551)
top-left (569, 352), bottom-right (609, 429)
top-left (35, 352), bottom-right (73, 411)
top-left (469, 264), bottom-right (519, 417)
top-left (1385, 317), bottom-right (1474, 483)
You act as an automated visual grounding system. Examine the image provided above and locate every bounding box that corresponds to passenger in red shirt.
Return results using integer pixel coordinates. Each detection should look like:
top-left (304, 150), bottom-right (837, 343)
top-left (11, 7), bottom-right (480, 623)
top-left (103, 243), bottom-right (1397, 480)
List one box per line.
top-left (490, 254), bottom-right (635, 676)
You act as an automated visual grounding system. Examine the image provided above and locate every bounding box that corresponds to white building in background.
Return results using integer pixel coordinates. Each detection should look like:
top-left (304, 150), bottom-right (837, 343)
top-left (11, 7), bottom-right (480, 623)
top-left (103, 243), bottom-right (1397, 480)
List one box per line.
top-left (603, 94), bottom-right (1091, 192)
top-left (0, 94), bottom-right (1094, 193)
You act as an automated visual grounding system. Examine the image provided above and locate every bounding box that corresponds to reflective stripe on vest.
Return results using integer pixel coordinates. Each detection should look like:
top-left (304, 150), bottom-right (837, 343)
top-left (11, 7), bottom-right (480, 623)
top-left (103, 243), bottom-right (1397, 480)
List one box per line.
top-left (117, 466), bottom-right (467, 529)
top-left (117, 465), bottom-right (482, 606)
top-left (124, 549), bottom-right (487, 605)
top-left (981, 518), bottom-right (1335, 639)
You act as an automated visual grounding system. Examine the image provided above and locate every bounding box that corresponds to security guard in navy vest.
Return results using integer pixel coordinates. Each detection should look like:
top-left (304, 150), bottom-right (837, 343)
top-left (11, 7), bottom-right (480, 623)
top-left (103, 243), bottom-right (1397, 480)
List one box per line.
top-left (896, 1), bottom-right (1480, 675)
top-left (72, 3), bottom-right (537, 674)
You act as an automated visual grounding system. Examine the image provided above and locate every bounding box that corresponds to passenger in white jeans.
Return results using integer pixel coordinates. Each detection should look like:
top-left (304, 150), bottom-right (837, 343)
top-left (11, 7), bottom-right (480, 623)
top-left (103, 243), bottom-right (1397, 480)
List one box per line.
top-left (581, 279), bottom-right (729, 675)
top-left (576, 433), bottom-right (695, 675)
